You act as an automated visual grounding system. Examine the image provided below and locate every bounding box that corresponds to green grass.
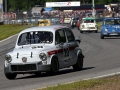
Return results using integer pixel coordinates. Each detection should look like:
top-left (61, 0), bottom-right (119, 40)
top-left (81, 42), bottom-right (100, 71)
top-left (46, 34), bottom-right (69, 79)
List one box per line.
top-left (0, 24), bottom-right (36, 41)
top-left (0, 22), bottom-right (102, 41)
top-left (97, 21), bottom-right (102, 30)
top-left (36, 75), bottom-right (120, 90)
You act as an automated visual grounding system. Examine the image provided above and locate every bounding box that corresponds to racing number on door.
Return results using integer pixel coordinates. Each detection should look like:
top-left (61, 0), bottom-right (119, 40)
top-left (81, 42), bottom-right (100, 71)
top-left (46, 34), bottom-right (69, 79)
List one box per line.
top-left (64, 48), bottom-right (69, 57)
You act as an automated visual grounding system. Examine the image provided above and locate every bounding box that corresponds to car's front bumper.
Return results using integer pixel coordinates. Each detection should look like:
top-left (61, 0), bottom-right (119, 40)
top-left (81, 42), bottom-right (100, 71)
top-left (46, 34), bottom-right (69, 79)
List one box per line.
top-left (81, 28), bottom-right (98, 31)
top-left (102, 32), bottom-right (120, 36)
top-left (4, 62), bottom-right (51, 74)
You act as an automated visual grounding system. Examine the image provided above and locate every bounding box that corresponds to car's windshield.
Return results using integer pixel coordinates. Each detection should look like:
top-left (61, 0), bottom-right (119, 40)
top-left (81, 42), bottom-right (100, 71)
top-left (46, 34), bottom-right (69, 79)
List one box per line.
top-left (17, 31), bottom-right (53, 45)
top-left (104, 19), bottom-right (120, 25)
top-left (83, 20), bottom-right (95, 23)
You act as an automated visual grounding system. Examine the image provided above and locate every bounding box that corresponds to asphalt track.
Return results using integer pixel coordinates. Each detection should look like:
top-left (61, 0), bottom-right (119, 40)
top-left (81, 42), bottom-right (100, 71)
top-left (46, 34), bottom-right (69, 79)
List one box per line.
top-left (0, 26), bottom-right (120, 90)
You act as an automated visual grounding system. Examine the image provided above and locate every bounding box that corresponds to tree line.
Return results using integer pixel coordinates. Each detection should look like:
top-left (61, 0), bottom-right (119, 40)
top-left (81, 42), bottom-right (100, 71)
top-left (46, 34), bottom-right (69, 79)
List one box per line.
top-left (2, 0), bottom-right (120, 12)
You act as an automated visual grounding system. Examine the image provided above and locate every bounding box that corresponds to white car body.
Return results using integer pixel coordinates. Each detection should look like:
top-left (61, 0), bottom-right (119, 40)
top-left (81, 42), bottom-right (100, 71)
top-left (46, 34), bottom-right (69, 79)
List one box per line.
top-left (80, 17), bottom-right (98, 33)
top-left (4, 25), bottom-right (84, 79)
top-left (64, 18), bottom-right (71, 23)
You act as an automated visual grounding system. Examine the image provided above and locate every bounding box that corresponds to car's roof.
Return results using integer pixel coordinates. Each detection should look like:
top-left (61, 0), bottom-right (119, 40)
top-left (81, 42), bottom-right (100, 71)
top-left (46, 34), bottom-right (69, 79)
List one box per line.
top-left (82, 17), bottom-right (95, 20)
top-left (19, 25), bottom-right (68, 34)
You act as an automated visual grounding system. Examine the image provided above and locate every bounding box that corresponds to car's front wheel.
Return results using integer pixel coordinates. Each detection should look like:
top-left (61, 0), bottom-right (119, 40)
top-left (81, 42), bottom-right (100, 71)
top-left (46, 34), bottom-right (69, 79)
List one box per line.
top-left (95, 30), bottom-right (98, 33)
top-left (4, 73), bottom-right (17, 80)
top-left (34, 72), bottom-right (41, 76)
top-left (101, 34), bottom-right (104, 39)
top-left (50, 57), bottom-right (59, 75)
top-left (80, 30), bottom-right (83, 33)
top-left (73, 54), bottom-right (83, 71)
top-left (4, 66), bottom-right (17, 80)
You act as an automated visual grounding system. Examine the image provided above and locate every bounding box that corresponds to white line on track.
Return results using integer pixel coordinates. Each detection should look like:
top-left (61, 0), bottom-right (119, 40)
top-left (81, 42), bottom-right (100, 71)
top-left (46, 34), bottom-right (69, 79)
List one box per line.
top-left (84, 72), bottom-right (120, 80)
top-left (0, 34), bottom-right (18, 43)
top-left (38, 72), bottom-right (120, 90)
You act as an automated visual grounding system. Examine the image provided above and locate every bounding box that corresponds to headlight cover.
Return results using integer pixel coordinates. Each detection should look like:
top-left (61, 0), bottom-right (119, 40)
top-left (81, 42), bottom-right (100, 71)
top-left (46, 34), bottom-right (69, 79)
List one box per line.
top-left (5, 54), bottom-right (12, 63)
top-left (95, 25), bottom-right (98, 28)
top-left (105, 28), bottom-right (108, 32)
top-left (39, 53), bottom-right (47, 61)
top-left (82, 25), bottom-right (84, 28)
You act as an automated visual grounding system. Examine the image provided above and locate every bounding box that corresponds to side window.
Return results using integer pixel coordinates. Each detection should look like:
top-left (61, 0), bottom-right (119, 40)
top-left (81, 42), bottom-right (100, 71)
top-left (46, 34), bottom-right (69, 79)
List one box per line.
top-left (55, 30), bottom-right (66, 45)
top-left (18, 33), bottom-right (28, 45)
top-left (65, 28), bottom-right (75, 42)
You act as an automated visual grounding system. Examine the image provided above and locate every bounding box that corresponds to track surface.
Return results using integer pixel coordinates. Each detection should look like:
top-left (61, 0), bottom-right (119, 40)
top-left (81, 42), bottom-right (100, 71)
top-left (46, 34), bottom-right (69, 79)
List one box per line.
top-left (0, 26), bottom-right (120, 90)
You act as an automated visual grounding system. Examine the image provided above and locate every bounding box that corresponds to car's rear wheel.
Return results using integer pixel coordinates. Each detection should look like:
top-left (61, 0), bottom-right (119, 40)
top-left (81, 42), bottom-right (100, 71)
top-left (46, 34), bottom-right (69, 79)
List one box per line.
top-left (50, 57), bottom-right (59, 75)
top-left (101, 34), bottom-right (104, 39)
top-left (73, 54), bottom-right (83, 71)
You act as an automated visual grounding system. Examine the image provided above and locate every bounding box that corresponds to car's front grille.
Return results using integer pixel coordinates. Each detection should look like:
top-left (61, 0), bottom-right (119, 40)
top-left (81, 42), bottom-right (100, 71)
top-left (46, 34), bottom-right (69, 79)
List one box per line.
top-left (11, 64), bottom-right (36, 72)
top-left (89, 27), bottom-right (95, 29)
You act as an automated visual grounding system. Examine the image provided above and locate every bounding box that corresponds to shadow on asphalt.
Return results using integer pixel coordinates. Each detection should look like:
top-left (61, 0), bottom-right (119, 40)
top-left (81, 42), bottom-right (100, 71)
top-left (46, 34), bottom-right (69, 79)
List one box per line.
top-left (103, 37), bottom-right (120, 39)
top-left (16, 67), bottom-right (95, 80)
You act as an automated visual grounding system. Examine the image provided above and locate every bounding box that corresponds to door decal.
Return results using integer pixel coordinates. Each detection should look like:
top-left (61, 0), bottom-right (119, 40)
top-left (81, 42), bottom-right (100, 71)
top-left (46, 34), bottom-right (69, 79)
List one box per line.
top-left (64, 48), bottom-right (69, 57)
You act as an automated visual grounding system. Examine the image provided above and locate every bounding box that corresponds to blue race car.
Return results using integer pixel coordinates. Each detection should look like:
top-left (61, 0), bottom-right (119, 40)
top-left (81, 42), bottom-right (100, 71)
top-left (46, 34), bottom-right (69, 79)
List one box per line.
top-left (101, 18), bottom-right (120, 39)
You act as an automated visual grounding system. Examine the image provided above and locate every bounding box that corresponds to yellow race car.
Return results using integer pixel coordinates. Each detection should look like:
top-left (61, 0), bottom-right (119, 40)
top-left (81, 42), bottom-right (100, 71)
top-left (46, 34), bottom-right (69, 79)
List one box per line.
top-left (38, 19), bottom-right (51, 26)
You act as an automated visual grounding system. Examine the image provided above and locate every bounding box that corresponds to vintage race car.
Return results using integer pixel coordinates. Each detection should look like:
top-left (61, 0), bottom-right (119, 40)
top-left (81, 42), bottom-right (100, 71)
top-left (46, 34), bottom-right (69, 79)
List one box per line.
top-left (4, 25), bottom-right (84, 79)
top-left (38, 19), bottom-right (51, 26)
top-left (64, 17), bottom-right (71, 24)
top-left (101, 18), bottom-right (120, 39)
top-left (70, 17), bottom-right (79, 28)
top-left (79, 17), bottom-right (98, 33)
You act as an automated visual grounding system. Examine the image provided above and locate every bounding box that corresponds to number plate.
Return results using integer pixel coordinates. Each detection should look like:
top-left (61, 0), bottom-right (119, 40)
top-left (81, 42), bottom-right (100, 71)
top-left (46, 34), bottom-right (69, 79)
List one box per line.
top-left (110, 33), bottom-right (118, 35)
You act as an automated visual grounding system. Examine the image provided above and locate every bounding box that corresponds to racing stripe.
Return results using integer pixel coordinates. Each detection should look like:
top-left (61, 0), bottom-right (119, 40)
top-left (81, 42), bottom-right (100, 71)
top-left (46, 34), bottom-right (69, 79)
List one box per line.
top-left (47, 45), bottom-right (78, 56)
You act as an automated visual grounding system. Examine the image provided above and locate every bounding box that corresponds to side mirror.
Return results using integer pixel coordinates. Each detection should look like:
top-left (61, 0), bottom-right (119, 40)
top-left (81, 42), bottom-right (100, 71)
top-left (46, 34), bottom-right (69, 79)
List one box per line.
top-left (59, 42), bottom-right (64, 47)
top-left (75, 39), bottom-right (81, 44)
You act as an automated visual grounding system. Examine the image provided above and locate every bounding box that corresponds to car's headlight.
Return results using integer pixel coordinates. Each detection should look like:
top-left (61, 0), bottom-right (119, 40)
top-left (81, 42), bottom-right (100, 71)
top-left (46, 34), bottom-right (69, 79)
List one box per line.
top-left (39, 53), bottom-right (47, 61)
top-left (82, 25), bottom-right (84, 28)
top-left (95, 25), bottom-right (98, 28)
top-left (5, 54), bottom-right (12, 63)
top-left (105, 28), bottom-right (108, 32)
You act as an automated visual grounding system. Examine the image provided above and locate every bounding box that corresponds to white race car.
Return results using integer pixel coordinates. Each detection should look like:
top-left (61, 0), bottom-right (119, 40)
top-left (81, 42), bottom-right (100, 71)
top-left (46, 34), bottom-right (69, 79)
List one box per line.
top-left (79, 17), bottom-right (98, 33)
top-left (4, 25), bottom-right (84, 79)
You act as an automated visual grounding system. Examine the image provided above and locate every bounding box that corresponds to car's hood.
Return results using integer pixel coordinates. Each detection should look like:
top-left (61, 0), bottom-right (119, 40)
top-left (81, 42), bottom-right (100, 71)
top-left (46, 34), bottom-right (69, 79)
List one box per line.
top-left (11, 45), bottom-right (53, 56)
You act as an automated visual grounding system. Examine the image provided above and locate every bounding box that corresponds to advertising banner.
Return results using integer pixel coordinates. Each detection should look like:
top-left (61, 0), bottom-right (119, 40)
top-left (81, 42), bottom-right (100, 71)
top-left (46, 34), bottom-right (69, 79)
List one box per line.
top-left (46, 1), bottom-right (80, 7)
top-left (0, 0), bottom-right (3, 13)
top-left (0, 0), bottom-right (3, 21)
top-left (0, 4), bottom-right (2, 9)
top-left (0, 0), bottom-right (2, 4)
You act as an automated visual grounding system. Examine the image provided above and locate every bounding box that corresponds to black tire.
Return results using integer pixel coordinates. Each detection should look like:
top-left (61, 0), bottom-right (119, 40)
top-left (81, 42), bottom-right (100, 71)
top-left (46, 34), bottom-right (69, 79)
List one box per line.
top-left (101, 34), bottom-right (104, 39)
top-left (73, 54), bottom-right (83, 71)
top-left (80, 30), bottom-right (83, 33)
top-left (95, 30), bottom-right (98, 33)
top-left (4, 66), bottom-right (17, 80)
top-left (50, 57), bottom-right (59, 75)
top-left (34, 72), bottom-right (41, 76)
top-left (4, 73), bottom-right (17, 80)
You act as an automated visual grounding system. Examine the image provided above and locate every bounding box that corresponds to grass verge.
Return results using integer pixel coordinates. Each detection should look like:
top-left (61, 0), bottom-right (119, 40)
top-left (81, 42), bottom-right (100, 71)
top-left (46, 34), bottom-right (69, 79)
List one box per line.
top-left (0, 24), bottom-right (36, 41)
top-left (37, 75), bottom-right (120, 90)
top-left (0, 22), bottom-right (102, 41)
